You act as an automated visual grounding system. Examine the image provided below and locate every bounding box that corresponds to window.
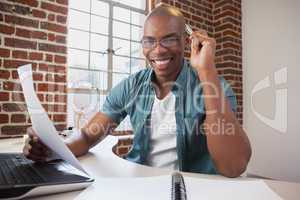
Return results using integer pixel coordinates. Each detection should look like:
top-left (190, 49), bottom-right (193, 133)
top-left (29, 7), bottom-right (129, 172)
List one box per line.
top-left (67, 0), bottom-right (146, 128)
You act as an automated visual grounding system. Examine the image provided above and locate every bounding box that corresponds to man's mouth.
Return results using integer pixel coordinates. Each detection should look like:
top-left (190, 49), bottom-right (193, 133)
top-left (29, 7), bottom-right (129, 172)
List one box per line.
top-left (150, 57), bottom-right (173, 69)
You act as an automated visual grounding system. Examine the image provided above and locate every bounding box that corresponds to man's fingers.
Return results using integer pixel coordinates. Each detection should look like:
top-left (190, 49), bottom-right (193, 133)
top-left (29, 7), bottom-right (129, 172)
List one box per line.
top-left (23, 144), bottom-right (43, 159)
top-left (28, 133), bottom-right (47, 150)
top-left (197, 29), bottom-right (208, 37)
top-left (190, 31), bottom-right (208, 54)
top-left (190, 32), bottom-right (209, 43)
top-left (190, 29), bottom-right (215, 47)
top-left (24, 133), bottom-right (50, 160)
top-left (27, 153), bottom-right (47, 162)
top-left (190, 31), bottom-right (216, 56)
top-left (29, 136), bottom-right (40, 146)
top-left (29, 138), bottom-right (50, 155)
top-left (30, 146), bottom-right (49, 157)
top-left (24, 142), bottom-right (42, 156)
top-left (191, 38), bottom-right (200, 55)
top-left (24, 126), bottom-right (50, 162)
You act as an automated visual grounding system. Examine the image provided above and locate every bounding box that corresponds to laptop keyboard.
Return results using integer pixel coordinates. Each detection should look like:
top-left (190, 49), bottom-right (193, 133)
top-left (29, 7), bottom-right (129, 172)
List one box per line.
top-left (0, 155), bottom-right (46, 185)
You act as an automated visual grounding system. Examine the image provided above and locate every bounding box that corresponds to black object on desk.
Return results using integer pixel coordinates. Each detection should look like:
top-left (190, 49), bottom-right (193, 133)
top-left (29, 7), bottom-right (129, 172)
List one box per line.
top-left (0, 153), bottom-right (94, 199)
top-left (171, 172), bottom-right (187, 200)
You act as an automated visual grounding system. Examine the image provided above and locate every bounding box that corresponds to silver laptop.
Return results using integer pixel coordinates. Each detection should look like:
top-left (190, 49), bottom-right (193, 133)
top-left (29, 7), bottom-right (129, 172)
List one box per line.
top-left (0, 153), bottom-right (94, 200)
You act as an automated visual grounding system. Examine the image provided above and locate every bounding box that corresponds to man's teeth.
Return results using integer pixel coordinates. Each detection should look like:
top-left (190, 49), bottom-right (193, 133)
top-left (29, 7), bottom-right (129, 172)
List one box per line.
top-left (154, 59), bottom-right (170, 65)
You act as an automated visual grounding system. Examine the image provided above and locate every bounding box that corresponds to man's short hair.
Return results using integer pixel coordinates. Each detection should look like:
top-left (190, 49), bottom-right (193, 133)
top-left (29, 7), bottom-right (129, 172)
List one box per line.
top-left (146, 3), bottom-right (185, 23)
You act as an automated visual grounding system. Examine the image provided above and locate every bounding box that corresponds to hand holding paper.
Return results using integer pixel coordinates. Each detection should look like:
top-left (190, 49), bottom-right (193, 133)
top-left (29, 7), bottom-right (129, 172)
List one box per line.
top-left (18, 64), bottom-right (88, 175)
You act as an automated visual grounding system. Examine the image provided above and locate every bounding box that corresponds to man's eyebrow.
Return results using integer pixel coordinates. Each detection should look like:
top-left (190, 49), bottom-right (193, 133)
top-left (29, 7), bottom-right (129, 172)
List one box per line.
top-left (142, 36), bottom-right (155, 40)
top-left (161, 33), bottom-right (179, 39)
top-left (142, 33), bottom-right (179, 40)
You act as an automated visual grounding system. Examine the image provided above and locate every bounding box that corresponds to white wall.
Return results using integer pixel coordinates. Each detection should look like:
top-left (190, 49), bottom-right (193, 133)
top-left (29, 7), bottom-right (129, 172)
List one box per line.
top-left (242, 0), bottom-right (300, 182)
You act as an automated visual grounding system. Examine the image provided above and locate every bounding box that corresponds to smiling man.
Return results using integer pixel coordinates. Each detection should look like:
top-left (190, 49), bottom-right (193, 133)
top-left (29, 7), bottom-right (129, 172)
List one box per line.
top-left (24, 4), bottom-right (251, 178)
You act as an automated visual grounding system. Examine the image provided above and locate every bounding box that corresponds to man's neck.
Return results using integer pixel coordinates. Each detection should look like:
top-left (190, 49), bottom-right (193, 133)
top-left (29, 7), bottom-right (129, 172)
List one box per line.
top-left (154, 84), bottom-right (172, 99)
top-left (153, 65), bottom-right (182, 99)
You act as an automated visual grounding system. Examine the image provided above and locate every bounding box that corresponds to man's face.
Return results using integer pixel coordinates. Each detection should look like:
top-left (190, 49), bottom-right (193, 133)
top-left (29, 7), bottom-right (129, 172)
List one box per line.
top-left (142, 16), bottom-right (185, 79)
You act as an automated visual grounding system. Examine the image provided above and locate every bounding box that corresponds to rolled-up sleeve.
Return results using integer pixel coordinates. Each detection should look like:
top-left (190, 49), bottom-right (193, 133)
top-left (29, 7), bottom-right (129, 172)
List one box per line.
top-left (101, 78), bottom-right (131, 124)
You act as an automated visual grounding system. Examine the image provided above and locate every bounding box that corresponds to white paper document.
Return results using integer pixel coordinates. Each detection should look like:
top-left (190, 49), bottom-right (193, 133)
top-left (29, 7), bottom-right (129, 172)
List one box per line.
top-left (74, 175), bottom-right (282, 200)
top-left (18, 64), bottom-right (87, 175)
top-left (184, 176), bottom-right (282, 200)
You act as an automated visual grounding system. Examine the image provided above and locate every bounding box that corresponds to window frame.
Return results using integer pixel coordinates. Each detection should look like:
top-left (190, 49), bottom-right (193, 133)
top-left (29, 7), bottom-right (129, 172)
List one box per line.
top-left (67, 0), bottom-right (147, 94)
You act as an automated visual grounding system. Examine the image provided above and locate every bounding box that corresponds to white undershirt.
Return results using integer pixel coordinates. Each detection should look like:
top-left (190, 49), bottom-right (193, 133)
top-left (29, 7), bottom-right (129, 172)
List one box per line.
top-left (147, 92), bottom-right (179, 170)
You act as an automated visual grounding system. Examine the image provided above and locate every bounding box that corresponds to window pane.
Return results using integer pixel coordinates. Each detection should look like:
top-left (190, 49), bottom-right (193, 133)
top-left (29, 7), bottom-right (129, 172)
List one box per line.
top-left (113, 6), bottom-right (130, 22)
top-left (69, 10), bottom-right (90, 30)
top-left (68, 29), bottom-right (89, 50)
top-left (131, 42), bottom-right (143, 58)
top-left (91, 15), bottom-right (108, 35)
top-left (91, 0), bottom-right (109, 17)
top-left (131, 25), bottom-right (143, 41)
top-left (90, 52), bottom-right (108, 71)
top-left (71, 92), bottom-right (99, 112)
top-left (68, 49), bottom-right (89, 68)
top-left (68, 69), bottom-right (108, 90)
top-left (131, 58), bottom-right (145, 74)
top-left (131, 11), bottom-right (145, 26)
top-left (113, 38), bottom-right (130, 56)
top-left (119, 0), bottom-right (145, 10)
top-left (113, 55), bottom-right (130, 73)
top-left (68, 68), bottom-right (91, 88)
top-left (91, 71), bottom-right (108, 90)
top-left (112, 73), bottom-right (129, 87)
top-left (90, 34), bottom-right (108, 53)
top-left (113, 21), bottom-right (130, 39)
top-left (69, 0), bottom-right (90, 12)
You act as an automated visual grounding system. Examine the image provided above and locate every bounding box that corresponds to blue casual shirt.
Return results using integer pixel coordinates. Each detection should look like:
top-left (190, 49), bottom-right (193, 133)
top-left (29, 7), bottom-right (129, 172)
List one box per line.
top-left (101, 59), bottom-right (237, 174)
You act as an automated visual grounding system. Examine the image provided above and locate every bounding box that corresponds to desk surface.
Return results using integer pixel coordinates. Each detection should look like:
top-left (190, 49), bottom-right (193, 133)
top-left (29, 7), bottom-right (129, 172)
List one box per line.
top-left (1, 136), bottom-right (299, 200)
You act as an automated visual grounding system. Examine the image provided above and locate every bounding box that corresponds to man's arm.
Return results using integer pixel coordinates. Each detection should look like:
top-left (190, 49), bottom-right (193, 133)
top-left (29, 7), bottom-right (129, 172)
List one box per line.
top-left (199, 70), bottom-right (251, 177)
top-left (190, 30), bottom-right (251, 178)
top-left (66, 112), bottom-right (117, 157)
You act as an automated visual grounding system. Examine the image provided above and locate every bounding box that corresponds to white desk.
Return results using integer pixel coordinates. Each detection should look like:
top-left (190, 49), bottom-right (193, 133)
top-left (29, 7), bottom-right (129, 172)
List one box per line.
top-left (1, 136), bottom-right (299, 200)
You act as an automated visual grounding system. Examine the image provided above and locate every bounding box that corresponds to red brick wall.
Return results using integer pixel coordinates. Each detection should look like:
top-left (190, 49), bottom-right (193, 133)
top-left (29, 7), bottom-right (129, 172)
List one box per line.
top-left (112, 131), bottom-right (133, 157)
top-left (213, 0), bottom-right (242, 124)
top-left (0, 0), bottom-right (68, 135)
top-left (158, 0), bottom-right (243, 124)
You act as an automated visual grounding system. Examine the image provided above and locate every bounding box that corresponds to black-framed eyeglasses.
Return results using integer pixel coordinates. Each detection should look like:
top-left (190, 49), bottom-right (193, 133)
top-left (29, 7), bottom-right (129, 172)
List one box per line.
top-left (141, 36), bottom-right (181, 49)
